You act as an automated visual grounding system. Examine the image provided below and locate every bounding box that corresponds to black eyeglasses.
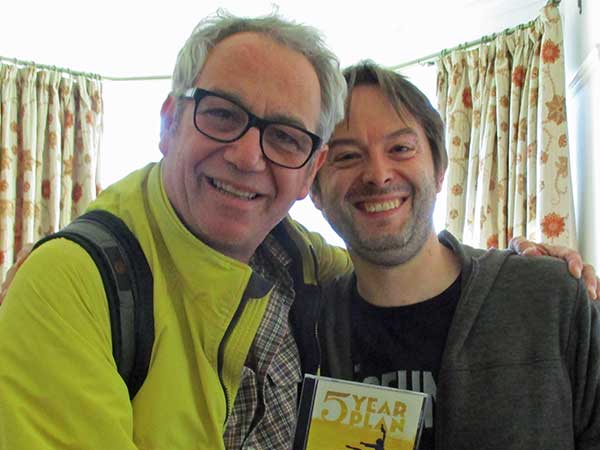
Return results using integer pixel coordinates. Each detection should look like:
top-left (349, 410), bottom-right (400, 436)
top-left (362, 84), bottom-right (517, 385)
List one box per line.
top-left (180, 88), bottom-right (323, 169)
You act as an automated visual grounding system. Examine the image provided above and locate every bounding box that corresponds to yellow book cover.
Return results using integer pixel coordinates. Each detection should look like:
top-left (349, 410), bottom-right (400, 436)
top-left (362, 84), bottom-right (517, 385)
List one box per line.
top-left (293, 375), bottom-right (427, 450)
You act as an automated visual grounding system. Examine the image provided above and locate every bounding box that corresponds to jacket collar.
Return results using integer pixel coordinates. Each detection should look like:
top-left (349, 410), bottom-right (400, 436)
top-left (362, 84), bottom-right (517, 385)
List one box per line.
top-left (438, 230), bottom-right (512, 365)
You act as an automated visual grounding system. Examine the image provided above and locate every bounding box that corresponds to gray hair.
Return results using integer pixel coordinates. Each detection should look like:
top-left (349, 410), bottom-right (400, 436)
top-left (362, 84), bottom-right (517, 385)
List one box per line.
top-left (171, 10), bottom-right (347, 142)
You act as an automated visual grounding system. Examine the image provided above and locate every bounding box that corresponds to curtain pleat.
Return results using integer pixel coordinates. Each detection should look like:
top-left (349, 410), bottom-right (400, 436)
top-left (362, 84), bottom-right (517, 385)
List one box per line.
top-left (437, 4), bottom-right (576, 248)
top-left (0, 65), bottom-right (102, 280)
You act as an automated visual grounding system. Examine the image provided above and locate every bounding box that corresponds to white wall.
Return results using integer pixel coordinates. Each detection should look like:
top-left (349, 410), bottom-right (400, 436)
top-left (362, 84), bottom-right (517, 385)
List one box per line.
top-left (562, 0), bottom-right (600, 268)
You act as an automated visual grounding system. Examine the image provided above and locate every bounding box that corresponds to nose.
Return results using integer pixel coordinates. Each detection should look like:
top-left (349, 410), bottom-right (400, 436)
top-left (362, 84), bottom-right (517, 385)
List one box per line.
top-left (223, 127), bottom-right (267, 172)
top-left (362, 153), bottom-right (393, 186)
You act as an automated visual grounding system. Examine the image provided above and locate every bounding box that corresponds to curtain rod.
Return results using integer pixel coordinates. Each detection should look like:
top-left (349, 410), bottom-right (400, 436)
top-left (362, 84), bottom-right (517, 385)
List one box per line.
top-left (0, 55), bottom-right (104, 80)
top-left (4, 2), bottom-right (559, 81)
top-left (389, 16), bottom-right (538, 71)
top-left (0, 55), bottom-right (171, 82)
top-left (390, 0), bottom-right (562, 71)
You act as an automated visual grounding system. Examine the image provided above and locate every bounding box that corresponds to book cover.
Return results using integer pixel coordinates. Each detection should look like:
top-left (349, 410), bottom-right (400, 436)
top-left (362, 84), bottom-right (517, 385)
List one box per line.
top-left (293, 375), bottom-right (427, 450)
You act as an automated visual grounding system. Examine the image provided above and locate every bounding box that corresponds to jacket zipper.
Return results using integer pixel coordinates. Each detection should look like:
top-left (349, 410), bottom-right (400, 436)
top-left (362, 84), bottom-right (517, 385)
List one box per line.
top-left (313, 320), bottom-right (321, 376)
top-left (217, 288), bottom-right (253, 425)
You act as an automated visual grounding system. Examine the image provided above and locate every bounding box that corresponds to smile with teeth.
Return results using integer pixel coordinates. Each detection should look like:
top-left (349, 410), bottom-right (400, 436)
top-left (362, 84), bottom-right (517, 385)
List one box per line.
top-left (210, 177), bottom-right (258, 200)
top-left (360, 198), bottom-right (403, 213)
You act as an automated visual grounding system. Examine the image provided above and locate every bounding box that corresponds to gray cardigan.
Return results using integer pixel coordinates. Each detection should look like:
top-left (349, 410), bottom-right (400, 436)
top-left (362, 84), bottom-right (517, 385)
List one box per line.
top-left (318, 231), bottom-right (600, 449)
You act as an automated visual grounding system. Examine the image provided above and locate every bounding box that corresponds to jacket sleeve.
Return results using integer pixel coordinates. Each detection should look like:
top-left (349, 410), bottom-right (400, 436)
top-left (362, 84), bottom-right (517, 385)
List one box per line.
top-left (0, 239), bottom-right (139, 450)
top-left (570, 278), bottom-right (600, 448)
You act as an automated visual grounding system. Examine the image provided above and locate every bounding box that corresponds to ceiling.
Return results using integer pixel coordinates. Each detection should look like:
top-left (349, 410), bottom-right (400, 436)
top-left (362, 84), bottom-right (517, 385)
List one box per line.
top-left (3, 0), bottom-right (547, 78)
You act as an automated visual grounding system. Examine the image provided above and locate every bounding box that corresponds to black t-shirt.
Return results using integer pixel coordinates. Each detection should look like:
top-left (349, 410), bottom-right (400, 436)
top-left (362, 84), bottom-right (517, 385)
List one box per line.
top-left (350, 275), bottom-right (461, 450)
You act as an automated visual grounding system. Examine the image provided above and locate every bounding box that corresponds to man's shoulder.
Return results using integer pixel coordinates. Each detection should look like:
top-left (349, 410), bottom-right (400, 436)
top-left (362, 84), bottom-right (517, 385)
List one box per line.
top-left (500, 252), bottom-right (577, 288)
top-left (475, 251), bottom-right (583, 326)
top-left (90, 162), bottom-right (158, 215)
top-left (439, 231), bottom-right (577, 291)
top-left (20, 238), bottom-right (106, 290)
top-left (3, 238), bottom-right (109, 327)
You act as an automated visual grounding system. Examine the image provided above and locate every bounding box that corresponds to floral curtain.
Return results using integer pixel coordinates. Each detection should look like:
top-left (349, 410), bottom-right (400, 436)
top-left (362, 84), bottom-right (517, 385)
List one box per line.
top-left (0, 64), bottom-right (102, 281)
top-left (437, 4), bottom-right (576, 249)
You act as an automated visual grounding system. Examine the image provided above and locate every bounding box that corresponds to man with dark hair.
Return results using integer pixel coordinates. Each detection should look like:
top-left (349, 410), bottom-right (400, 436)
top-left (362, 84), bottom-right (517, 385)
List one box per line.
top-left (311, 61), bottom-right (600, 449)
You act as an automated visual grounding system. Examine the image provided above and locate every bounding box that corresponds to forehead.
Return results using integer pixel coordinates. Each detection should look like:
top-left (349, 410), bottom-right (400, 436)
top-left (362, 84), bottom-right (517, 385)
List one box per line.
top-left (195, 32), bottom-right (322, 131)
top-left (333, 85), bottom-right (423, 139)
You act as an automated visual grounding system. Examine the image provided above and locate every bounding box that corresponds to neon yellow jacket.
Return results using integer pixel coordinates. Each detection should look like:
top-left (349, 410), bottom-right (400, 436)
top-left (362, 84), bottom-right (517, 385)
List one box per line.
top-left (0, 163), bottom-right (350, 450)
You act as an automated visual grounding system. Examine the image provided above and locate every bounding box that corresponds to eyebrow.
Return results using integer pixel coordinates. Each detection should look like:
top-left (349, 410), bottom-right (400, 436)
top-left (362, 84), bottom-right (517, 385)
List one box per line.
top-left (207, 87), bottom-right (312, 131)
top-left (385, 127), bottom-right (418, 141)
top-left (328, 138), bottom-right (364, 151)
top-left (329, 127), bottom-right (418, 150)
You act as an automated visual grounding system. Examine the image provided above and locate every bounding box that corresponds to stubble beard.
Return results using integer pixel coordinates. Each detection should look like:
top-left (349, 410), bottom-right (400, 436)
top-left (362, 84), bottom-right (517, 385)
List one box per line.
top-left (326, 181), bottom-right (437, 267)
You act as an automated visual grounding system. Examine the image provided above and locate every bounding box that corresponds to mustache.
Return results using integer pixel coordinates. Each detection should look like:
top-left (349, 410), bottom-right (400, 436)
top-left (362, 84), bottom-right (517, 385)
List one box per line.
top-left (346, 183), bottom-right (414, 199)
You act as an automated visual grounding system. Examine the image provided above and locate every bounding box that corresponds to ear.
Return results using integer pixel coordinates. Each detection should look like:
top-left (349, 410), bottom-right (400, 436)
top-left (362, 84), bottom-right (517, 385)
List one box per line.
top-left (435, 167), bottom-right (446, 193)
top-left (159, 95), bottom-right (177, 156)
top-left (297, 145), bottom-right (328, 201)
top-left (310, 186), bottom-right (323, 211)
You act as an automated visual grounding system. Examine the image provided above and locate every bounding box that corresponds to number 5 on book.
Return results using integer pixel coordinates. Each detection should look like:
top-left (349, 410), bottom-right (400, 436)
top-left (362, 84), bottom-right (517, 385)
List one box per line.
top-left (294, 375), bottom-right (428, 450)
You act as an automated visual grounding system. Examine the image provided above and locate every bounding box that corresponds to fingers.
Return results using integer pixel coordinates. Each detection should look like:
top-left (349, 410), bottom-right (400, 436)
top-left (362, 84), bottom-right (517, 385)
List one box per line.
top-left (509, 236), bottom-right (548, 257)
top-left (581, 264), bottom-right (599, 301)
top-left (510, 237), bottom-right (588, 280)
top-left (541, 244), bottom-right (584, 279)
top-left (509, 237), bottom-right (599, 302)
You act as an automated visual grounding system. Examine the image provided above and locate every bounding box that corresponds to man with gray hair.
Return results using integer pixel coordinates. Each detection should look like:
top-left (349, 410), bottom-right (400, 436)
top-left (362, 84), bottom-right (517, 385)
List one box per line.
top-left (0, 11), bottom-right (351, 450)
top-left (0, 12), bottom-right (595, 450)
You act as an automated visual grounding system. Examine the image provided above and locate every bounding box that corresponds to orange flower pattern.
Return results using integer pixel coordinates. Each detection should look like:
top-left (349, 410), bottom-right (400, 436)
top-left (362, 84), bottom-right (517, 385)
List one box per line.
top-left (72, 183), bottom-right (83, 203)
top-left (541, 40), bottom-right (560, 64)
top-left (541, 212), bottom-right (565, 239)
top-left (555, 156), bottom-right (568, 178)
top-left (0, 67), bottom-right (102, 281)
top-left (65, 111), bottom-right (74, 128)
top-left (558, 134), bottom-right (567, 148)
top-left (530, 89), bottom-right (539, 105)
top-left (436, 4), bottom-right (575, 249)
top-left (486, 234), bottom-right (499, 249)
top-left (545, 95), bottom-right (566, 125)
top-left (452, 184), bottom-right (463, 196)
top-left (462, 87), bottom-right (473, 109)
top-left (512, 66), bottom-right (526, 88)
top-left (42, 179), bottom-right (51, 199)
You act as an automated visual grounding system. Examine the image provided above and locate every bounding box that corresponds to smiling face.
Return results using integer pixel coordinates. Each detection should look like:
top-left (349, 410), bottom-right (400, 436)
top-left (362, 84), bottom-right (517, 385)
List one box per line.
top-left (312, 85), bottom-right (444, 266)
top-left (160, 32), bottom-right (325, 262)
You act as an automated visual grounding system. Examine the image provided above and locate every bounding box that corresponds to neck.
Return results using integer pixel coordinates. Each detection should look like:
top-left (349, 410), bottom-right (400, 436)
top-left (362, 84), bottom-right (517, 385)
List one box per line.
top-left (352, 232), bottom-right (461, 307)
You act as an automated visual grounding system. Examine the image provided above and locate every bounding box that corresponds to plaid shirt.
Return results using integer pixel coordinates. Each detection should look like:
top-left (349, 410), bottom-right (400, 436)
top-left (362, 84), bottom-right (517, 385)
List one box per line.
top-left (223, 234), bottom-right (302, 450)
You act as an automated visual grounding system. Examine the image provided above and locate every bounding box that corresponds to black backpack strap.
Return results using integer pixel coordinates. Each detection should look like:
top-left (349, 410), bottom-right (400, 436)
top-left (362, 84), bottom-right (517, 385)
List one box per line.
top-left (34, 210), bottom-right (154, 399)
top-left (272, 221), bottom-right (322, 377)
